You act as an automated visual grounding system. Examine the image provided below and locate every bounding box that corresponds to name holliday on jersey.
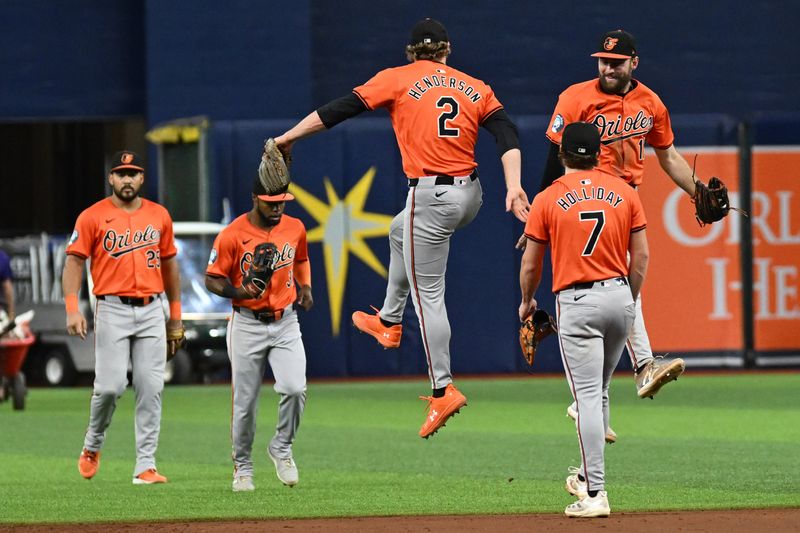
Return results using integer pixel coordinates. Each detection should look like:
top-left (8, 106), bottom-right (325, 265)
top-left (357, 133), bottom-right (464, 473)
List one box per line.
top-left (556, 187), bottom-right (624, 212)
top-left (593, 110), bottom-right (653, 141)
top-left (407, 75), bottom-right (482, 102)
top-left (102, 226), bottom-right (161, 258)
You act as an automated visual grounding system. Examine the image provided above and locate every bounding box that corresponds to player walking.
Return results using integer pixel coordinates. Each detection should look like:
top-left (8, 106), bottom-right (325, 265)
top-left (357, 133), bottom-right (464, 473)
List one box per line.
top-left (65, 150), bottom-right (182, 484)
top-left (519, 122), bottom-right (649, 517)
top-left (274, 18), bottom-right (528, 438)
top-left (205, 178), bottom-right (312, 492)
top-left (536, 30), bottom-right (690, 406)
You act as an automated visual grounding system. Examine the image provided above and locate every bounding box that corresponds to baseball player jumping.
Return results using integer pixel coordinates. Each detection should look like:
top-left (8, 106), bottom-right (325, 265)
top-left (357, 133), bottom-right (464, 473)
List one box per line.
top-left (205, 177), bottom-right (312, 492)
top-left (520, 122), bottom-right (649, 517)
top-left (528, 30), bottom-right (696, 435)
top-left (64, 151), bottom-right (183, 484)
top-left (274, 18), bottom-right (529, 438)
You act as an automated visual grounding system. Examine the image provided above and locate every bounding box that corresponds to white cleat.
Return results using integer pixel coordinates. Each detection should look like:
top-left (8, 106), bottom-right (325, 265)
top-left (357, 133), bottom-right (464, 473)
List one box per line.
top-left (268, 448), bottom-right (299, 487)
top-left (636, 357), bottom-right (686, 399)
top-left (232, 475), bottom-right (255, 492)
top-left (565, 466), bottom-right (587, 499)
top-left (565, 491), bottom-right (611, 518)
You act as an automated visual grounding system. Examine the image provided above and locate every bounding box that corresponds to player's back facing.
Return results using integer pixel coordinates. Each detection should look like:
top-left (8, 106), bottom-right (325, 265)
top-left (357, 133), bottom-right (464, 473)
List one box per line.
top-left (354, 61), bottom-right (503, 177)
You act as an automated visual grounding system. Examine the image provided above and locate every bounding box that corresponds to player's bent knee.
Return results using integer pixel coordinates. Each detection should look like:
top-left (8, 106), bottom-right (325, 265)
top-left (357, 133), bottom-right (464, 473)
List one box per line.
top-left (94, 385), bottom-right (126, 399)
top-left (280, 386), bottom-right (307, 399)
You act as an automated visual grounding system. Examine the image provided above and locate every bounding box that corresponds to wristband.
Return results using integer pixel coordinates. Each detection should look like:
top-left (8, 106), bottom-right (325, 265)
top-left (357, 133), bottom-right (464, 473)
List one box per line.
top-left (65, 294), bottom-right (79, 313)
top-left (169, 301), bottom-right (182, 320)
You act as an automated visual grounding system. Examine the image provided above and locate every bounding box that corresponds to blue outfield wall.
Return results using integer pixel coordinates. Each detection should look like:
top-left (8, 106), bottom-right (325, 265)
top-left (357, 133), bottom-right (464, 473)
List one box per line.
top-left (207, 113), bottom-right (737, 378)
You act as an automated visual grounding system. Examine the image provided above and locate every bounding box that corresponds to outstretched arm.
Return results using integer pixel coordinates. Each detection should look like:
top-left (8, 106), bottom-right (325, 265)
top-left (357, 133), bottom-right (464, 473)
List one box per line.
top-left (654, 145), bottom-right (698, 197)
top-left (274, 111), bottom-right (326, 160)
top-left (501, 148), bottom-right (529, 222)
top-left (275, 93), bottom-right (368, 159)
top-left (482, 109), bottom-right (529, 222)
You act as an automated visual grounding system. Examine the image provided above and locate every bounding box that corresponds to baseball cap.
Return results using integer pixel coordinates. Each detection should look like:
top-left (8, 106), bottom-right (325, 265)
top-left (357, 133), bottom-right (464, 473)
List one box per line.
top-left (409, 18), bottom-right (449, 46)
top-left (253, 177), bottom-right (295, 202)
top-left (109, 151), bottom-right (144, 172)
top-left (591, 30), bottom-right (637, 59)
top-left (562, 122), bottom-right (601, 156)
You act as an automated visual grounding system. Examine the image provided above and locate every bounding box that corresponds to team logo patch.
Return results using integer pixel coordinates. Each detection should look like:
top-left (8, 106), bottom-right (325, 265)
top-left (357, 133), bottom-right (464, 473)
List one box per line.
top-left (551, 114), bottom-right (565, 133)
top-left (603, 37), bottom-right (619, 51)
top-left (68, 230), bottom-right (79, 246)
top-left (121, 152), bottom-right (134, 164)
top-left (208, 248), bottom-right (217, 265)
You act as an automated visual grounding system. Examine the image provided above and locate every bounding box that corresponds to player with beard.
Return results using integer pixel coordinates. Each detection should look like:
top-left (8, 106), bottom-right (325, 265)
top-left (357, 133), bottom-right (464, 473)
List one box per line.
top-left (64, 150), bottom-right (182, 484)
top-left (532, 30), bottom-right (697, 440)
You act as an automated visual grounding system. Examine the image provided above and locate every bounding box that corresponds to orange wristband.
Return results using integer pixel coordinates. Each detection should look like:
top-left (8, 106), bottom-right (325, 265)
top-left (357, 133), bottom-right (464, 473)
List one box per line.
top-left (65, 294), bottom-right (79, 313)
top-left (169, 301), bottom-right (182, 320)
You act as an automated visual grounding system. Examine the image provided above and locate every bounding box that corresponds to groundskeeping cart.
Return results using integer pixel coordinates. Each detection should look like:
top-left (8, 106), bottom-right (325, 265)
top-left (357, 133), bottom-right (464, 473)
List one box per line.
top-left (0, 319), bottom-right (35, 410)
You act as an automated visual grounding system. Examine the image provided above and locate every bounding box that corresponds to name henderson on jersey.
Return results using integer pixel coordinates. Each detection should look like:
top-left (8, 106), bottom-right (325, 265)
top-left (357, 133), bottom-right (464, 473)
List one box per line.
top-left (407, 73), bottom-right (483, 102)
top-left (555, 185), bottom-right (625, 212)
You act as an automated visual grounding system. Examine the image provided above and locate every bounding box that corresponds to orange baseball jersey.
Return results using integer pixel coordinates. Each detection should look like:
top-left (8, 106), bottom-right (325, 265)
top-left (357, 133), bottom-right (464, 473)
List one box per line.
top-left (206, 213), bottom-right (309, 311)
top-left (525, 169), bottom-right (647, 293)
top-left (545, 79), bottom-right (674, 187)
top-left (65, 197), bottom-right (177, 296)
top-left (353, 59), bottom-right (503, 178)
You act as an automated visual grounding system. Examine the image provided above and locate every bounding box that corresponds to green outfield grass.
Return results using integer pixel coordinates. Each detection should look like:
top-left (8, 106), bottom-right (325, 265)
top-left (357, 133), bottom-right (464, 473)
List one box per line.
top-left (0, 373), bottom-right (798, 524)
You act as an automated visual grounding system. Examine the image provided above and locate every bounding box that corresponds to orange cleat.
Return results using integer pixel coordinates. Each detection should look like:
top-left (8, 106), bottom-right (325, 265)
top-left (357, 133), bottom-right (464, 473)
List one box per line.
top-left (352, 306), bottom-right (402, 349)
top-left (132, 468), bottom-right (167, 485)
top-left (78, 448), bottom-right (100, 479)
top-left (418, 383), bottom-right (467, 438)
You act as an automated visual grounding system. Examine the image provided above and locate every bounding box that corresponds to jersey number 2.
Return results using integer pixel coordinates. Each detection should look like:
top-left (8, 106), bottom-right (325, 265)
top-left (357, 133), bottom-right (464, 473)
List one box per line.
top-left (436, 96), bottom-right (460, 137)
top-left (579, 211), bottom-right (605, 256)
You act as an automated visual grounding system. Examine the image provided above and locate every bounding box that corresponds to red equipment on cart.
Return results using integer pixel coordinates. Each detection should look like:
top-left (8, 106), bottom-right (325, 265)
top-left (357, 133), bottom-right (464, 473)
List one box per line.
top-left (0, 321), bottom-right (35, 410)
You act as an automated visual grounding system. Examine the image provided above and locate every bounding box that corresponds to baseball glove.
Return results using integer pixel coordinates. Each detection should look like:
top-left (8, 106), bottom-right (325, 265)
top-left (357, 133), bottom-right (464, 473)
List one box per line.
top-left (692, 177), bottom-right (730, 226)
top-left (258, 138), bottom-right (291, 195)
top-left (166, 325), bottom-right (185, 361)
top-left (519, 309), bottom-right (557, 367)
top-left (242, 242), bottom-right (280, 299)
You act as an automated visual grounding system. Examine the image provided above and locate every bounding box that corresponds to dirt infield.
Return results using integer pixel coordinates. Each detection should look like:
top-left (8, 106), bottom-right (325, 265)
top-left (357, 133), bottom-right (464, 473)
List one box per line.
top-left (3, 509), bottom-right (799, 532)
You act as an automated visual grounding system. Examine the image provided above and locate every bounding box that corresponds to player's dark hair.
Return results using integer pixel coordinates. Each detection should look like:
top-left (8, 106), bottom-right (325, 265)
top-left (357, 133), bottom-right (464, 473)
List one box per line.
top-left (405, 41), bottom-right (450, 62)
top-left (559, 151), bottom-right (598, 171)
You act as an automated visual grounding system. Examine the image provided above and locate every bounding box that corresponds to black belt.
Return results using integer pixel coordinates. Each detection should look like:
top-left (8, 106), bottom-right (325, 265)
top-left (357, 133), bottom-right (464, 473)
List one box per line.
top-left (97, 295), bottom-right (156, 306)
top-left (408, 169), bottom-right (478, 187)
top-left (571, 277), bottom-right (628, 291)
top-left (233, 304), bottom-right (291, 324)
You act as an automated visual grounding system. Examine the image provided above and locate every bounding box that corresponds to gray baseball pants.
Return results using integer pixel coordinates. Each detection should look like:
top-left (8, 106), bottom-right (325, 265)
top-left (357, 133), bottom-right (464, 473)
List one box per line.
top-left (227, 308), bottom-right (306, 477)
top-left (83, 296), bottom-right (166, 477)
top-left (379, 175), bottom-right (483, 389)
top-left (557, 278), bottom-right (635, 492)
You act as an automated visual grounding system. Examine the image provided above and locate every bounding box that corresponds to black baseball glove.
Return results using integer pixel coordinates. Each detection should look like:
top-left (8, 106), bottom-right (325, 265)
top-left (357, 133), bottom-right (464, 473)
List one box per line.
top-left (519, 309), bottom-right (557, 367)
top-left (242, 242), bottom-right (280, 299)
top-left (693, 177), bottom-right (731, 226)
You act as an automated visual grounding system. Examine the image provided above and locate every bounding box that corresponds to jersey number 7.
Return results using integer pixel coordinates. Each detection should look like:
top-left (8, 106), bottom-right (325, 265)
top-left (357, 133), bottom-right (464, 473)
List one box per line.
top-left (579, 211), bottom-right (605, 256)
